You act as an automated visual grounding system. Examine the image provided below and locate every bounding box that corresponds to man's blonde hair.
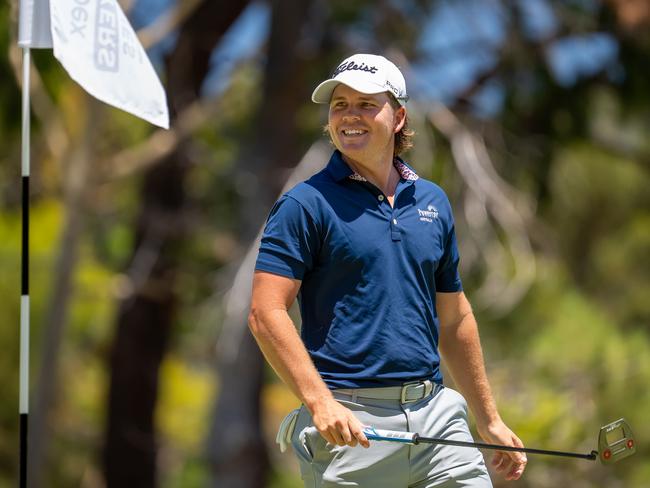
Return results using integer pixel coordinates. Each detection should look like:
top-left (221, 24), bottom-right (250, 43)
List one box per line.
top-left (388, 94), bottom-right (415, 156)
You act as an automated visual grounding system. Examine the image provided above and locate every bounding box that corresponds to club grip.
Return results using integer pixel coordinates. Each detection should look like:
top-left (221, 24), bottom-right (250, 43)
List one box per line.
top-left (363, 426), bottom-right (418, 444)
top-left (303, 426), bottom-right (418, 444)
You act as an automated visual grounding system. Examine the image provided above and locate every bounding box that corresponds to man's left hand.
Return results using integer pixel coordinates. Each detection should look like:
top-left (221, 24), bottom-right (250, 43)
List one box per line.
top-left (478, 420), bottom-right (527, 481)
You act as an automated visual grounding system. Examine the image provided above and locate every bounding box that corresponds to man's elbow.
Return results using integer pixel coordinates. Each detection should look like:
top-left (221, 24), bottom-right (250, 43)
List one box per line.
top-left (248, 305), bottom-right (276, 338)
top-left (248, 306), bottom-right (263, 336)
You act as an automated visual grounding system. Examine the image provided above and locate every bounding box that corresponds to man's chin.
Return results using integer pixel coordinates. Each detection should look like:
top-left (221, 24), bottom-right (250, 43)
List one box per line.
top-left (337, 144), bottom-right (368, 159)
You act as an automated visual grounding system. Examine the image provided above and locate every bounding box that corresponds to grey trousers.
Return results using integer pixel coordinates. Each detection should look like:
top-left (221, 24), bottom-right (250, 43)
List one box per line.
top-left (286, 386), bottom-right (493, 488)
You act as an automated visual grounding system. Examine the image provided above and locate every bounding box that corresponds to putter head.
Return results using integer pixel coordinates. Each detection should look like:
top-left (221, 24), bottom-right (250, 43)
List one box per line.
top-left (598, 419), bottom-right (636, 464)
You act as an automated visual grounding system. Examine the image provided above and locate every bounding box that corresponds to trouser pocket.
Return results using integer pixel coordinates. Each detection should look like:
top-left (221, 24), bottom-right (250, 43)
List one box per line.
top-left (277, 406), bottom-right (318, 464)
top-left (276, 408), bottom-right (300, 453)
top-left (290, 405), bottom-right (320, 471)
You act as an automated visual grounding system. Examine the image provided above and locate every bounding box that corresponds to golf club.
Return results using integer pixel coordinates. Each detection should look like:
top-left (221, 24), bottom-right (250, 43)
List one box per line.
top-left (360, 418), bottom-right (635, 464)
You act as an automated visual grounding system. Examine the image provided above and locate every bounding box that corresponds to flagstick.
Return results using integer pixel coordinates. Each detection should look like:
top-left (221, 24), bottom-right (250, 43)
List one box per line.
top-left (20, 46), bottom-right (31, 488)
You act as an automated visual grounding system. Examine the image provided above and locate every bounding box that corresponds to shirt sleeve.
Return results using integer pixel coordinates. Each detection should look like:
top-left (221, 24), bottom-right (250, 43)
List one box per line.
top-left (434, 214), bottom-right (463, 293)
top-left (255, 195), bottom-right (321, 281)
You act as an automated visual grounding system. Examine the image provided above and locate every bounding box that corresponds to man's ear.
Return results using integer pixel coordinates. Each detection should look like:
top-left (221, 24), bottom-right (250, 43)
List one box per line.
top-left (394, 107), bottom-right (406, 133)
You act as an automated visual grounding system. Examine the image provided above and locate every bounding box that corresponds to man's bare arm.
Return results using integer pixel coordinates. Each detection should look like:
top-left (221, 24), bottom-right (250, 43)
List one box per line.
top-left (437, 291), bottom-right (526, 481)
top-left (248, 270), bottom-right (368, 447)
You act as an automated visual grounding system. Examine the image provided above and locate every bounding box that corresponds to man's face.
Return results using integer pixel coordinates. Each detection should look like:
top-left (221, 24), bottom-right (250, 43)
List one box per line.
top-left (328, 84), bottom-right (405, 164)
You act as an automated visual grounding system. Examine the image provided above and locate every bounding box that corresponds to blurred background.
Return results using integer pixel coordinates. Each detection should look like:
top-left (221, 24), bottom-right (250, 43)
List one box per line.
top-left (1, 0), bottom-right (649, 486)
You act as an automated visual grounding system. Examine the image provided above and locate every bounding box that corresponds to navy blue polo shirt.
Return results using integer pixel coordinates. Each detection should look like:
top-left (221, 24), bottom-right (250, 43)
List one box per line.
top-left (255, 150), bottom-right (462, 389)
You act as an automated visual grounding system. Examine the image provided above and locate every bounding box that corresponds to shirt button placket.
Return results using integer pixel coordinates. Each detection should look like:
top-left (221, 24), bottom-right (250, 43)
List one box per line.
top-left (391, 214), bottom-right (401, 241)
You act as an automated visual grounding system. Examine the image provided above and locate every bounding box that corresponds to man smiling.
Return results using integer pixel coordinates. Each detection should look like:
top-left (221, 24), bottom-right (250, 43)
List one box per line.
top-left (249, 53), bottom-right (526, 487)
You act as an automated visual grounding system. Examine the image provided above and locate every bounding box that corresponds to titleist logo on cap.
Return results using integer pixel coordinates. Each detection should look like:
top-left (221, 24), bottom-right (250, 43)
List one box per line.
top-left (311, 53), bottom-right (408, 106)
top-left (332, 61), bottom-right (378, 77)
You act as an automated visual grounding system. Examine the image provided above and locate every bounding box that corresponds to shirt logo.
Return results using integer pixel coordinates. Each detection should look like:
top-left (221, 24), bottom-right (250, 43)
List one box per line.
top-left (418, 205), bottom-right (438, 223)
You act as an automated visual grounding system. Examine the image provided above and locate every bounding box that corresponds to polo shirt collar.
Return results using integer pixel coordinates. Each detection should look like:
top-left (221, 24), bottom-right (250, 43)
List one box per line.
top-left (326, 150), bottom-right (355, 181)
top-left (326, 150), bottom-right (419, 183)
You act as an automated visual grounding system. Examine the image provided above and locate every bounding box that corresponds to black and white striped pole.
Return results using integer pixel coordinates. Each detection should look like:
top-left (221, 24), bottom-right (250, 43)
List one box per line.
top-left (16, 0), bottom-right (170, 483)
top-left (20, 46), bottom-right (31, 488)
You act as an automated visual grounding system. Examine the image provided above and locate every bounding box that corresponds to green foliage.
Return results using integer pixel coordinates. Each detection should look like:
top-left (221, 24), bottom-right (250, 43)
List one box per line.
top-left (157, 356), bottom-right (216, 487)
top-left (268, 468), bottom-right (304, 488)
top-left (475, 261), bottom-right (650, 487)
top-left (548, 141), bottom-right (650, 328)
top-left (0, 3), bottom-right (22, 144)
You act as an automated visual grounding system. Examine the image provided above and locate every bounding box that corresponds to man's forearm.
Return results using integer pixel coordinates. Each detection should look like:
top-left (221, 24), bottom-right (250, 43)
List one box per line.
top-left (248, 307), bottom-right (333, 410)
top-left (439, 311), bottom-right (501, 430)
top-left (249, 272), bottom-right (369, 447)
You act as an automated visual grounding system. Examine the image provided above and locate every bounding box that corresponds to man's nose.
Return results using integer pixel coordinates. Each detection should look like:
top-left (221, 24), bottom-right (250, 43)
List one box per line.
top-left (341, 109), bottom-right (361, 122)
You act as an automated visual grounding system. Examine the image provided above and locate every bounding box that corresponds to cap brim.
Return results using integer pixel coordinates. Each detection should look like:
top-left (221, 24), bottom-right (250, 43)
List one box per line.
top-left (311, 77), bottom-right (394, 104)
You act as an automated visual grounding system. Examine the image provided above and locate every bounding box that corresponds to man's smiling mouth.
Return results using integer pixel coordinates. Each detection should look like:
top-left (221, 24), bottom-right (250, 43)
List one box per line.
top-left (342, 129), bottom-right (367, 136)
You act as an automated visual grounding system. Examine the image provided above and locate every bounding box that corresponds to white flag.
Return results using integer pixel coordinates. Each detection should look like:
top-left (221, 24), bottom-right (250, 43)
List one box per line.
top-left (18, 0), bottom-right (169, 129)
top-left (18, 0), bottom-right (53, 48)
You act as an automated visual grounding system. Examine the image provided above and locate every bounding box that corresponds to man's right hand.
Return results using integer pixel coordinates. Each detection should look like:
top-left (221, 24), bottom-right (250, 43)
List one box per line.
top-left (309, 397), bottom-right (370, 448)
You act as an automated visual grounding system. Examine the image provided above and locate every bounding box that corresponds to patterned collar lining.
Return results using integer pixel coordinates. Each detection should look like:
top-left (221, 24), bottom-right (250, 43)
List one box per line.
top-left (348, 159), bottom-right (419, 182)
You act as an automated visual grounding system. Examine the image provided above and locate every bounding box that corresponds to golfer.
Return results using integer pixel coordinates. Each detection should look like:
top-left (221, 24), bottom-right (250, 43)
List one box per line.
top-left (249, 53), bottom-right (526, 487)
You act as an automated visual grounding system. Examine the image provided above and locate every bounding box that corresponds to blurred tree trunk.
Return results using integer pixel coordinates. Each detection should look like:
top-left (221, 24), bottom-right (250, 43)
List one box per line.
top-left (206, 0), bottom-right (317, 486)
top-left (103, 1), bottom-right (250, 486)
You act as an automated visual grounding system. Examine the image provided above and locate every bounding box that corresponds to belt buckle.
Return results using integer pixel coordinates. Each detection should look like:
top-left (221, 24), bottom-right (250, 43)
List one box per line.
top-left (400, 381), bottom-right (422, 404)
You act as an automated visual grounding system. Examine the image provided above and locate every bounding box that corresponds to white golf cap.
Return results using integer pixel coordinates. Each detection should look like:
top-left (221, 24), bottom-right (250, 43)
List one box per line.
top-left (311, 53), bottom-right (408, 106)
